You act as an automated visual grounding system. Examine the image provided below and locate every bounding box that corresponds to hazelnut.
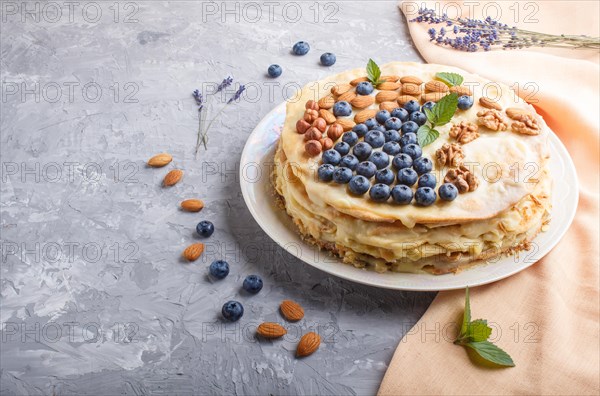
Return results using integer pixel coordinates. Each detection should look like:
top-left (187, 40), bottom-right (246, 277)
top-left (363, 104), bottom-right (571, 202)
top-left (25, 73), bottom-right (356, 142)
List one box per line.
top-left (305, 140), bottom-right (322, 157)
top-left (327, 123), bottom-right (344, 140)
top-left (303, 109), bottom-right (319, 123)
top-left (296, 119), bottom-right (311, 134)
top-left (305, 100), bottom-right (319, 111)
top-left (304, 127), bottom-right (322, 141)
top-left (320, 137), bottom-right (334, 151)
top-left (313, 117), bottom-right (327, 133)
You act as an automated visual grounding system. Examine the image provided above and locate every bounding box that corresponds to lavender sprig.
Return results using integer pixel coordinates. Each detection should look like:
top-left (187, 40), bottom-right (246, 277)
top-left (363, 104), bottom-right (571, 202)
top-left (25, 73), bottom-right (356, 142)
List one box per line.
top-left (411, 8), bottom-right (599, 52)
top-left (227, 85), bottom-right (246, 104)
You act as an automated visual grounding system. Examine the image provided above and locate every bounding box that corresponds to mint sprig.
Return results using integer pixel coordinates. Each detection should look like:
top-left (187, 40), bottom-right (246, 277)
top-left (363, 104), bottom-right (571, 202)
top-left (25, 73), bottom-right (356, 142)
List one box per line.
top-left (454, 287), bottom-right (516, 367)
top-left (366, 59), bottom-right (385, 85)
top-left (416, 93), bottom-right (458, 147)
top-left (435, 72), bottom-right (464, 87)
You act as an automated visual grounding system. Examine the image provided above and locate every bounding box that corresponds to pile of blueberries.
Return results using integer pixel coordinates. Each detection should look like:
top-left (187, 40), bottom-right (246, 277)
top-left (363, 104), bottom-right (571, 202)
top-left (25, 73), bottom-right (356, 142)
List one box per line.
top-left (317, 99), bottom-right (459, 206)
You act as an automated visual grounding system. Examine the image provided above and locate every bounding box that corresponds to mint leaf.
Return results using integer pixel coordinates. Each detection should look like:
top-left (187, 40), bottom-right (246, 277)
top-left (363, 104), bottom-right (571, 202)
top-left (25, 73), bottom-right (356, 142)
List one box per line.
top-left (467, 319), bottom-right (492, 342)
top-left (460, 286), bottom-right (471, 336)
top-left (465, 341), bottom-right (515, 367)
top-left (435, 72), bottom-right (464, 87)
top-left (430, 93), bottom-right (458, 126)
top-left (366, 59), bottom-right (381, 85)
top-left (424, 107), bottom-right (436, 124)
top-left (417, 125), bottom-right (439, 147)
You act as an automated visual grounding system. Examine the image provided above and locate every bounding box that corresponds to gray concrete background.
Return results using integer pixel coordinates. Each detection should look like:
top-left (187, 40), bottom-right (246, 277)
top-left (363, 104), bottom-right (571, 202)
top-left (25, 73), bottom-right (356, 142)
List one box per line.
top-left (0, 1), bottom-right (435, 394)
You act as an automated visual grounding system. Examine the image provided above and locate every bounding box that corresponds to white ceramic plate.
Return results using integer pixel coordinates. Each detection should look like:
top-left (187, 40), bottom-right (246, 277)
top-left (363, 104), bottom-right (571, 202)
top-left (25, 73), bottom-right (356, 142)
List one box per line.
top-left (239, 102), bottom-right (579, 291)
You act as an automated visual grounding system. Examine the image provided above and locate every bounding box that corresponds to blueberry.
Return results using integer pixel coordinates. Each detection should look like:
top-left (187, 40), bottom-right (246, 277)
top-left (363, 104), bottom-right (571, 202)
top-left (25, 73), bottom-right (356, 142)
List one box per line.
top-left (352, 123), bottom-right (368, 137)
top-left (353, 142), bottom-right (372, 161)
top-left (322, 149), bottom-right (341, 165)
top-left (267, 64), bottom-right (282, 78)
top-left (370, 125), bottom-right (386, 132)
top-left (348, 175), bottom-right (370, 195)
top-left (383, 129), bottom-right (401, 143)
top-left (292, 41), bottom-right (310, 55)
top-left (243, 275), bottom-right (263, 294)
top-left (356, 161), bottom-right (377, 178)
top-left (318, 164), bottom-right (335, 181)
top-left (458, 95), bottom-right (474, 110)
top-left (392, 153), bottom-right (413, 169)
top-left (391, 185), bottom-right (413, 204)
top-left (384, 117), bottom-right (402, 130)
top-left (333, 101), bottom-right (352, 117)
top-left (421, 101), bottom-right (436, 113)
top-left (410, 111), bottom-right (427, 126)
top-left (413, 157), bottom-right (433, 175)
top-left (222, 300), bottom-right (244, 322)
top-left (399, 132), bottom-right (417, 147)
top-left (340, 154), bottom-right (359, 170)
top-left (404, 100), bottom-right (421, 113)
top-left (418, 173), bottom-right (437, 188)
top-left (382, 141), bottom-right (401, 156)
top-left (209, 260), bottom-right (229, 279)
top-left (439, 183), bottom-right (458, 201)
top-left (342, 131), bottom-right (358, 146)
top-left (368, 151), bottom-right (390, 169)
top-left (364, 130), bottom-right (385, 148)
top-left (415, 187), bottom-right (437, 206)
top-left (320, 52), bottom-right (336, 66)
top-left (375, 168), bottom-right (395, 185)
top-left (397, 168), bottom-right (418, 186)
top-left (391, 107), bottom-right (409, 122)
top-left (376, 110), bottom-right (391, 124)
top-left (334, 141), bottom-right (350, 156)
top-left (402, 143), bottom-right (422, 160)
top-left (356, 81), bottom-right (374, 95)
top-left (369, 183), bottom-right (391, 202)
top-left (333, 167), bottom-right (353, 184)
top-left (364, 118), bottom-right (379, 129)
top-left (196, 221), bottom-right (214, 237)
top-left (400, 121), bottom-right (419, 135)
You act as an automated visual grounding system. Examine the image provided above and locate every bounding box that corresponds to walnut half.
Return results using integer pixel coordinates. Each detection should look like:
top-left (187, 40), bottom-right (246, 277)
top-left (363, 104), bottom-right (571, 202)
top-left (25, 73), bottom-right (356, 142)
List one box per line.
top-left (444, 165), bottom-right (479, 193)
top-left (449, 121), bottom-right (479, 144)
top-left (477, 109), bottom-right (508, 131)
top-left (509, 113), bottom-right (541, 136)
top-left (435, 143), bottom-right (464, 168)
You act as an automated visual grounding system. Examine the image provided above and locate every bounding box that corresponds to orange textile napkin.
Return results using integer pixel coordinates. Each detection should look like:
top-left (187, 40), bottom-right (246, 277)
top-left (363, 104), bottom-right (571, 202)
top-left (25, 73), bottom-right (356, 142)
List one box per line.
top-left (378, 2), bottom-right (600, 395)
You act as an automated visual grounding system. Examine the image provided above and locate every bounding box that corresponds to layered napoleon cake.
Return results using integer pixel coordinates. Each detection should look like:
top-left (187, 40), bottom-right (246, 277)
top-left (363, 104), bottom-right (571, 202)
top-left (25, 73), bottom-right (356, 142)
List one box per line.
top-left (273, 61), bottom-right (551, 274)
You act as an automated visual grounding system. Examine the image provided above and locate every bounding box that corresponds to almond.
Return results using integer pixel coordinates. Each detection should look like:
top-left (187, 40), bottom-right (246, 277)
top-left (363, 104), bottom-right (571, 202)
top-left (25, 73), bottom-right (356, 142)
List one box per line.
top-left (305, 100), bottom-right (319, 111)
top-left (380, 75), bottom-right (400, 82)
top-left (280, 300), bottom-right (304, 321)
top-left (400, 75), bottom-right (423, 85)
top-left (479, 96), bottom-right (502, 110)
top-left (304, 127), bottom-right (322, 141)
top-left (397, 95), bottom-right (421, 105)
top-left (350, 76), bottom-right (369, 86)
top-left (376, 91), bottom-right (399, 103)
top-left (337, 90), bottom-right (357, 103)
top-left (425, 80), bottom-right (449, 93)
top-left (350, 95), bottom-right (375, 109)
top-left (450, 85), bottom-right (473, 96)
top-left (331, 83), bottom-right (352, 96)
top-left (335, 118), bottom-right (356, 131)
top-left (257, 322), bottom-right (287, 339)
top-left (180, 199), bottom-right (204, 212)
top-left (318, 95), bottom-right (335, 110)
top-left (505, 107), bottom-right (529, 119)
top-left (422, 92), bottom-right (449, 102)
top-left (402, 83), bottom-right (422, 96)
top-left (312, 117), bottom-right (327, 132)
top-left (182, 243), bottom-right (204, 261)
top-left (296, 119), bottom-right (311, 134)
top-left (296, 332), bottom-right (320, 357)
top-left (319, 109), bottom-right (336, 124)
top-left (376, 81), bottom-right (401, 91)
top-left (379, 101), bottom-right (398, 112)
top-left (319, 137), bottom-right (334, 150)
top-left (354, 109), bottom-right (378, 124)
top-left (163, 169), bottom-right (183, 186)
top-left (304, 140), bottom-right (322, 157)
top-left (148, 153), bottom-right (172, 168)
top-left (327, 123), bottom-right (344, 140)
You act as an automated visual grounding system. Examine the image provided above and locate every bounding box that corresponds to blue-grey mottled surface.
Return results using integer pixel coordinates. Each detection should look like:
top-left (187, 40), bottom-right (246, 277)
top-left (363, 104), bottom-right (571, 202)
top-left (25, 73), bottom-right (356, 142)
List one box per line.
top-left (0, 1), bottom-right (434, 395)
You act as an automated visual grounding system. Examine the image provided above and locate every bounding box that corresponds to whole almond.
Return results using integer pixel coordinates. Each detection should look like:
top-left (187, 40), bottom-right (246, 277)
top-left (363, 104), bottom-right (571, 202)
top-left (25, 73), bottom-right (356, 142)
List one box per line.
top-left (319, 109), bottom-right (336, 124)
top-left (304, 127), bottom-right (322, 142)
top-left (376, 91), bottom-right (399, 103)
top-left (380, 75), bottom-right (400, 82)
top-left (479, 96), bottom-right (502, 110)
top-left (182, 243), bottom-right (204, 261)
top-left (305, 140), bottom-right (322, 157)
top-left (450, 85), bottom-right (473, 96)
top-left (296, 119), bottom-right (311, 134)
top-left (327, 123), bottom-right (344, 140)
top-left (376, 81), bottom-right (401, 91)
top-left (148, 153), bottom-right (172, 168)
top-left (313, 117), bottom-right (327, 132)
top-left (422, 92), bottom-right (449, 102)
top-left (280, 300), bottom-right (304, 321)
top-left (163, 169), bottom-right (183, 186)
top-left (305, 100), bottom-right (319, 111)
top-left (350, 76), bottom-right (369, 86)
top-left (335, 118), bottom-right (356, 131)
top-left (319, 137), bottom-right (334, 151)
top-left (318, 95), bottom-right (335, 110)
top-left (337, 90), bottom-right (357, 103)
top-left (379, 101), bottom-right (398, 112)
top-left (402, 83), bottom-right (422, 96)
top-left (257, 322), bottom-right (287, 339)
top-left (425, 80), bottom-right (449, 93)
top-left (331, 83), bottom-right (352, 96)
top-left (180, 199), bottom-right (204, 212)
top-left (354, 109), bottom-right (378, 124)
top-left (304, 109), bottom-right (319, 123)
top-left (505, 107), bottom-right (530, 119)
top-left (350, 95), bottom-right (375, 109)
top-left (296, 332), bottom-right (321, 357)
top-left (400, 75), bottom-right (423, 85)
top-left (397, 95), bottom-right (420, 105)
